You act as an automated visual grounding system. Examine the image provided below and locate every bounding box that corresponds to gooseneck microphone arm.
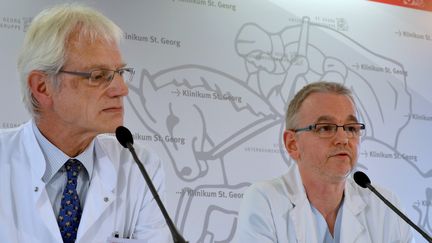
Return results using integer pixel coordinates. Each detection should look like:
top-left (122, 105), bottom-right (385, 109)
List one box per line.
top-left (354, 171), bottom-right (432, 242)
top-left (116, 126), bottom-right (188, 243)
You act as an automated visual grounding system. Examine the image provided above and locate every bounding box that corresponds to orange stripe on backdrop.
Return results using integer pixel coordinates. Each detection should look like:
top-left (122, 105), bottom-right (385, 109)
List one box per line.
top-left (369, 0), bottom-right (432, 11)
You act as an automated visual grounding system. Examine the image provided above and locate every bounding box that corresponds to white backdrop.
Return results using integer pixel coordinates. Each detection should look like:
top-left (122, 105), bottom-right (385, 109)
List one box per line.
top-left (0, 0), bottom-right (431, 242)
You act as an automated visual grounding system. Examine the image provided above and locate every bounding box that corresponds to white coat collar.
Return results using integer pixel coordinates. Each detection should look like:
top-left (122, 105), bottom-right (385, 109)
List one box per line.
top-left (21, 120), bottom-right (63, 242)
top-left (339, 176), bottom-right (371, 242)
top-left (22, 121), bottom-right (119, 242)
top-left (283, 164), bottom-right (318, 243)
top-left (281, 164), bottom-right (370, 243)
top-left (76, 136), bottom-right (118, 241)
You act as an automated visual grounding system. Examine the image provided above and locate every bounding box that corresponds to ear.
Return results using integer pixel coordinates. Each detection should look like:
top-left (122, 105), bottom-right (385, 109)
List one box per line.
top-left (284, 130), bottom-right (300, 160)
top-left (27, 70), bottom-right (53, 108)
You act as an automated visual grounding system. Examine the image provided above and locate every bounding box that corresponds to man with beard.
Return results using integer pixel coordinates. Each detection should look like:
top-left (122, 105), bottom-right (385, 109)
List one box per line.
top-left (236, 81), bottom-right (414, 243)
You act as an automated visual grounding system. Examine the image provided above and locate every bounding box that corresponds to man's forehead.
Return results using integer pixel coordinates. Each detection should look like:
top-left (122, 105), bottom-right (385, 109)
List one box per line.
top-left (298, 93), bottom-right (358, 122)
top-left (303, 92), bottom-right (355, 107)
top-left (315, 114), bottom-right (359, 123)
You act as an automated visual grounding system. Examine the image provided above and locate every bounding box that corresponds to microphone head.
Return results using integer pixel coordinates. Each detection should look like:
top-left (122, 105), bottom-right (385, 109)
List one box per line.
top-left (353, 171), bottom-right (371, 188)
top-left (115, 126), bottom-right (134, 148)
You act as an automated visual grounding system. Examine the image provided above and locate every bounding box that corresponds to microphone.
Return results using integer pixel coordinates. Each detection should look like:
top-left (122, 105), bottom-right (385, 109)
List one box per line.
top-left (115, 126), bottom-right (188, 243)
top-left (353, 171), bottom-right (432, 242)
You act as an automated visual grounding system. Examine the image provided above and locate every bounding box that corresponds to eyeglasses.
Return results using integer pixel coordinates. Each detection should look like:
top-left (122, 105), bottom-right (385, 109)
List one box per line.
top-left (293, 123), bottom-right (365, 138)
top-left (58, 67), bottom-right (135, 87)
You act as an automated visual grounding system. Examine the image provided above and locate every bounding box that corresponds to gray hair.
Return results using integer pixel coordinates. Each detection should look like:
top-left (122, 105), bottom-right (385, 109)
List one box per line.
top-left (285, 81), bottom-right (355, 129)
top-left (17, 3), bottom-right (123, 117)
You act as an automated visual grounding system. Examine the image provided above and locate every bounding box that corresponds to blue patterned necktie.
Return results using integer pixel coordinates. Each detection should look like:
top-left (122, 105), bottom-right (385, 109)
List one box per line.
top-left (57, 159), bottom-right (83, 243)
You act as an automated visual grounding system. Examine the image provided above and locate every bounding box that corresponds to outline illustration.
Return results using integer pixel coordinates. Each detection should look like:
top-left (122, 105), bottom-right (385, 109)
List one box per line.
top-left (126, 17), bottom-right (431, 242)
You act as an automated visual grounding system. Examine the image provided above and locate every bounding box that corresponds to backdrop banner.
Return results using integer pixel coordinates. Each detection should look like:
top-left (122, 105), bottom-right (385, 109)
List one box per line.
top-left (0, 1), bottom-right (431, 242)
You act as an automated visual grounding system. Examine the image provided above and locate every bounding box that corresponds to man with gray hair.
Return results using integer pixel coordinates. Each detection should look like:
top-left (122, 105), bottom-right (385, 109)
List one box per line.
top-left (236, 81), bottom-right (414, 242)
top-left (0, 4), bottom-right (172, 243)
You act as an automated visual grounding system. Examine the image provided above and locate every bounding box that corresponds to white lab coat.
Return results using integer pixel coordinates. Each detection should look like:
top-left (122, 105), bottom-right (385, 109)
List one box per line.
top-left (235, 163), bottom-right (415, 243)
top-left (0, 121), bottom-right (172, 243)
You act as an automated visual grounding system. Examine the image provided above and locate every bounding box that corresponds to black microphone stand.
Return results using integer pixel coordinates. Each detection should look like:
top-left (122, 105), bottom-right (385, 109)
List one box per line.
top-left (365, 182), bottom-right (432, 242)
top-left (126, 142), bottom-right (188, 243)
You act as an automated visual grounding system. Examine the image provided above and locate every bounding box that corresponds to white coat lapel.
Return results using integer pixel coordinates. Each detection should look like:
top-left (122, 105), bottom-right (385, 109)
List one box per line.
top-left (283, 164), bottom-right (320, 243)
top-left (25, 122), bottom-right (63, 242)
top-left (290, 198), bottom-right (320, 243)
top-left (34, 187), bottom-right (63, 242)
top-left (76, 141), bottom-right (117, 241)
top-left (339, 180), bottom-right (371, 243)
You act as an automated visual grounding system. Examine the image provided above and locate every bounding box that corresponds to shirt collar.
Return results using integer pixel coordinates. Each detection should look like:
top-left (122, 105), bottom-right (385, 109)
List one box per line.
top-left (32, 120), bottom-right (94, 183)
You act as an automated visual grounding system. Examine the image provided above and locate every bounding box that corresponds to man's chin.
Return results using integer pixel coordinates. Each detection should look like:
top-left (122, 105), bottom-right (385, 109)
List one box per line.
top-left (99, 121), bottom-right (123, 134)
top-left (326, 166), bottom-right (353, 182)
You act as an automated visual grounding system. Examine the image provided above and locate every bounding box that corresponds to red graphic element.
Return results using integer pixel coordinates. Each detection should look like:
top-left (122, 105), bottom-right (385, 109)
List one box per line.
top-left (370, 0), bottom-right (432, 11)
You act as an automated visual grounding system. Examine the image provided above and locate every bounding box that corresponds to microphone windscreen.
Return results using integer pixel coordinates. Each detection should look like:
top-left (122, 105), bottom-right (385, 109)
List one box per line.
top-left (115, 126), bottom-right (134, 148)
top-left (353, 171), bottom-right (371, 188)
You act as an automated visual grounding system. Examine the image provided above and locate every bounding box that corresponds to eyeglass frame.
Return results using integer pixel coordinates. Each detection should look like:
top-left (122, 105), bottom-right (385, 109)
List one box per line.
top-left (292, 122), bottom-right (366, 138)
top-left (57, 67), bottom-right (135, 87)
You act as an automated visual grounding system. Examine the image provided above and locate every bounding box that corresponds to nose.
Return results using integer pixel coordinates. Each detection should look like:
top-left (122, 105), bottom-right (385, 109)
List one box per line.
top-left (333, 126), bottom-right (349, 144)
top-left (107, 74), bottom-right (129, 97)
